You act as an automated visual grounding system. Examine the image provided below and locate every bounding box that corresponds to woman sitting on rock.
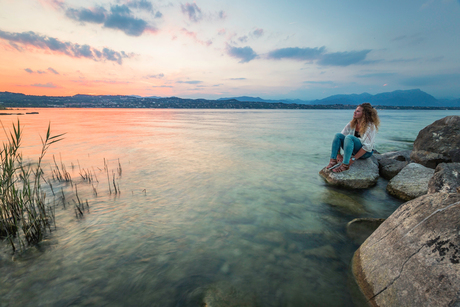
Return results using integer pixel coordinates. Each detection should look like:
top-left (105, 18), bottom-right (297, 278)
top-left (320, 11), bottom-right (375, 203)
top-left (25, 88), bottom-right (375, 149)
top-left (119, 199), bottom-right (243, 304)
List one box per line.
top-left (326, 102), bottom-right (380, 173)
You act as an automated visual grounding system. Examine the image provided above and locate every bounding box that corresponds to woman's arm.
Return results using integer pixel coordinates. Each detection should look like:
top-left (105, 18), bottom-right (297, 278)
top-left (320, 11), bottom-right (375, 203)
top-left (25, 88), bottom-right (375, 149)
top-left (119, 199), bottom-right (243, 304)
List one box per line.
top-left (359, 124), bottom-right (376, 152)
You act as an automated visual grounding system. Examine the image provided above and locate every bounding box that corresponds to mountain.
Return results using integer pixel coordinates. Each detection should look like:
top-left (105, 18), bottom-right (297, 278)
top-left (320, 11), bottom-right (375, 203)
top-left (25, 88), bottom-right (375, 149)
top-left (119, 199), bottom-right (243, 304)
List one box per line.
top-left (1, 89), bottom-right (459, 108)
top-left (220, 89), bottom-right (452, 107)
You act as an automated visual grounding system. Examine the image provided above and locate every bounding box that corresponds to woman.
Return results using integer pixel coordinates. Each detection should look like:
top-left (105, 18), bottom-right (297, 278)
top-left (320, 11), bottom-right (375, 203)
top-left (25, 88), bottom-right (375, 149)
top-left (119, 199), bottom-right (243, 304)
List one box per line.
top-left (326, 102), bottom-right (380, 173)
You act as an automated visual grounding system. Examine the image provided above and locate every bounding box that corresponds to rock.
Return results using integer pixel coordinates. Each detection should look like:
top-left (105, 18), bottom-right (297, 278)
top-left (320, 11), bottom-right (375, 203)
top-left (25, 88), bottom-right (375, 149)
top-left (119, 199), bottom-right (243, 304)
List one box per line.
top-left (320, 189), bottom-right (365, 214)
top-left (346, 218), bottom-right (386, 245)
top-left (202, 281), bottom-right (258, 307)
top-left (378, 157), bottom-right (409, 180)
top-left (381, 150), bottom-right (412, 162)
top-left (302, 245), bottom-right (338, 259)
top-left (319, 158), bottom-right (379, 189)
top-left (411, 116), bottom-right (460, 168)
top-left (352, 192), bottom-right (460, 307)
top-left (386, 163), bottom-right (434, 201)
top-left (410, 150), bottom-right (449, 169)
top-left (428, 162), bottom-right (460, 194)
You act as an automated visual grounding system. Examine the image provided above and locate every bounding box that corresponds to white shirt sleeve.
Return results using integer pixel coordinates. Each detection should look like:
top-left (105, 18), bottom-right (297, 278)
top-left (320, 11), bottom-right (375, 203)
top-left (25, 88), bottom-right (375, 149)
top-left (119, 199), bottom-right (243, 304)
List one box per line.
top-left (360, 124), bottom-right (376, 152)
top-left (341, 123), bottom-right (352, 135)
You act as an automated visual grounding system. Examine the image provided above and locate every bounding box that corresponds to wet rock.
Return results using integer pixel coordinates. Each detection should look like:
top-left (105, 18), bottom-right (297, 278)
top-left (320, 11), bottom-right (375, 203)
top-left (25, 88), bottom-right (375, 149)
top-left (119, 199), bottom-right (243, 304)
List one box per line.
top-left (381, 150), bottom-right (412, 162)
top-left (319, 158), bottom-right (379, 189)
top-left (352, 192), bottom-right (460, 307)
top-left (409, 150), bottom-right (449, 169)
top-left (378, 158), bottom-right (409, 180)
top-left (387, 163), bottom-right (434, 201)
top-left (428, 162), bottom-right (460, 194)
top-left (346, 218), bottom-right (386, 245)
top-left (202, 282), bottom-right (258, 307)
top-left (320, 189), bottom-right (365, 214)
top-left (411, 116), bottom-right (460, 168)
top-left (302, 245), bottom-right (338, 259)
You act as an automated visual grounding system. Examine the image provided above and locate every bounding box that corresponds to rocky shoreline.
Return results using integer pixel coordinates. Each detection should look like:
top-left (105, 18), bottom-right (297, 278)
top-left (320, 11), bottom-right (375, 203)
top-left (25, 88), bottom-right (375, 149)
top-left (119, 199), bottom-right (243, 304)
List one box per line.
top-left (320, 116), bottom-right (460, 306)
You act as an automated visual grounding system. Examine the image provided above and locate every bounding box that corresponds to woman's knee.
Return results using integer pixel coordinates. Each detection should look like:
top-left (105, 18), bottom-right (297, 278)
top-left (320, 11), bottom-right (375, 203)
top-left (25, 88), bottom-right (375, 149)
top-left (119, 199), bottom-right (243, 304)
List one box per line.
top-left (334, 133), bottom-right (344, 140)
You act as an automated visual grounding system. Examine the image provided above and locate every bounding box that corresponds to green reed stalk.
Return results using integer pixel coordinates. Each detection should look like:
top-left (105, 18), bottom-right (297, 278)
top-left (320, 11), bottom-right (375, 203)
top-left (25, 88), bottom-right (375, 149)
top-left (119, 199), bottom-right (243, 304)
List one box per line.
top-left (0, 120), bottom-right (64, 252)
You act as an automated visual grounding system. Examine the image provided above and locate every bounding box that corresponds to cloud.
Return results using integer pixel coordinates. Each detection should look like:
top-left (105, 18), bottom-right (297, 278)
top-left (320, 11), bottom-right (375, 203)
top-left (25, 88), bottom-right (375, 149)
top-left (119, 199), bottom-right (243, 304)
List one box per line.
top-left (177, 80), bottom-right (202, 84)
top-left (24, 68), bottom-right (33, 73)
top-left (227, 45), bottom-right (258, 63)
top-left (400, 73), bottom-right (460, 87)
top-left (37, 70), bottom-right (46, 74)
top-left (0, 29), bottom-right (132, 64)
top-left (238, 36), bottom-right (248, 43)
top-left (48, 67), bottom-right (59, 74)
top-left (356, 72), bottom-right (396, 78)
top-left (252, 28), bottom-right (264, 38)
top-left (267, 47), bottom-right (326, 61)
top-left (31, 82), bottom-right (58, 88)
top-left (218, 28), bottom-right (226, 35)
top-left (181, 3), bottom-right (203, 22)
top-left (218, 11), bottom-right (227, 19)
top-left (303, 81), bottom-right (335, 85)
top-left (318, 50), bottom-right (371, 66)
top-left (181, 28), bottom-right (212, 46)
top-left (65, 4), bottom-right (155, 36)
top-left (146, 73), bottom-right (164, 79)
top-left (126, 0), bottom-right (154, 12)
top-left (152, 85), bottom-right (173, 88)
top-left (66, 7), bottom-right (106, 23)
top-left (104, 5), bottom-right (151, 36)
top-left (229, 78), bottom-right (246, 80)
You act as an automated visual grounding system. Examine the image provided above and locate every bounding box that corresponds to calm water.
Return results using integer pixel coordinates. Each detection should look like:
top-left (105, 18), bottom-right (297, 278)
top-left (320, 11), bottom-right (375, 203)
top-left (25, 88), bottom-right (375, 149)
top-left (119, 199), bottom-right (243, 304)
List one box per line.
top-left (1, 108), bottom-right (459, 306)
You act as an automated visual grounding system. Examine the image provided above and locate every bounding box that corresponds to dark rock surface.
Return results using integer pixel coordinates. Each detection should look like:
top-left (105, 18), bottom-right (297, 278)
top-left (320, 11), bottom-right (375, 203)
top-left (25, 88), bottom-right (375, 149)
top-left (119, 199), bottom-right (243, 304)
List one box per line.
top-left (319, 159), bottom-right (379, 189)
top-left (428, 162), bottom-right (460, 194)
top-left (346, 218), bottom-right (386, 245)
top-left (386, 163), bottom-right (434, 201)
top-left (352, 192), bottom-right (460, 307)
top-left (379, 158), bottom-right (409, 180)
top-left (411, 116), bottom-right (460, 168)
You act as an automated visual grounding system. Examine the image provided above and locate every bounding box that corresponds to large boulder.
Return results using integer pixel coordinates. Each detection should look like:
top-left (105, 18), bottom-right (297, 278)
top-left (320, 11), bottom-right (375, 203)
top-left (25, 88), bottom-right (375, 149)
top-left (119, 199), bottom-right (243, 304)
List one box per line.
top-left (386, 163), bottom-right (434, 201)
top-left (319, 158), bottom-right (379, 189)
top-left (410, 116), bottom-right (460, 168)
top-left (352, 192), bottom-right (460, 307)
top-left (428, 162), bottom-right (460, 194)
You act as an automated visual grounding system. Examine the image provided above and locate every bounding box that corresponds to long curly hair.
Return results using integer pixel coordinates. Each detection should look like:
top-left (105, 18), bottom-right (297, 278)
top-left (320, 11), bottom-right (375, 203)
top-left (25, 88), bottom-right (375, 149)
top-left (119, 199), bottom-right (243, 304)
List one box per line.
top-left (350, 102), bottom-right (380, 134)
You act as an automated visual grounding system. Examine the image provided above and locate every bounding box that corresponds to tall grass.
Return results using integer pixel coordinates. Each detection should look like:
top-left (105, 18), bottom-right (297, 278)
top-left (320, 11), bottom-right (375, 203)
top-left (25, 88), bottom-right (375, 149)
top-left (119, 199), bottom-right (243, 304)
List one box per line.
top-left (0, 120), bottom-right (64, 252)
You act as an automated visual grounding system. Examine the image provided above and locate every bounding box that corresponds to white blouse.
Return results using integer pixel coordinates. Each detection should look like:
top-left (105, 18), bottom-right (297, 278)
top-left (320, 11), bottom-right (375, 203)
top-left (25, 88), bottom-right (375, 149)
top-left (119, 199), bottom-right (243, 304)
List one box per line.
top-left (341, 123), bottom-right (377, 152)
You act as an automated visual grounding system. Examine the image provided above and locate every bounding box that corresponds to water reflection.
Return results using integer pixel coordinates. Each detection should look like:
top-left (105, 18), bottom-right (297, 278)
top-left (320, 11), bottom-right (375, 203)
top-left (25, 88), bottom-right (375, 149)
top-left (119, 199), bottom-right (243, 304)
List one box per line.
top-left (1, 108), bottom-right (460, 306)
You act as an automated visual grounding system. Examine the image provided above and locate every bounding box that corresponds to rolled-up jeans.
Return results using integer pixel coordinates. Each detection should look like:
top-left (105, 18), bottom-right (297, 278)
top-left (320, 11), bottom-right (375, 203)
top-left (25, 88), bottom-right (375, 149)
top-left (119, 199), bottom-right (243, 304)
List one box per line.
top-left (330, 133), bottom-right (373, 164)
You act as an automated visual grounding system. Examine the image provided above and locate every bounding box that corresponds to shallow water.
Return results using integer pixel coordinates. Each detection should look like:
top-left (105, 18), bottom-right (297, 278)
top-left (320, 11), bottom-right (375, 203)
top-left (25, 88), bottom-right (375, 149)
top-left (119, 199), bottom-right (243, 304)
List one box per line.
top-left (1, 108), bottom-right (459, 306)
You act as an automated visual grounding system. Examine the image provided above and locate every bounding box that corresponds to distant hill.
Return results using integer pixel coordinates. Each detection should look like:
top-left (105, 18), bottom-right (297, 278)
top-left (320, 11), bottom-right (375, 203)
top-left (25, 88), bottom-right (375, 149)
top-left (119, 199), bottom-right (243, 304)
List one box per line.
top-left (0, 89), bottom-right (459, 108)
top-left (220, 89), bottom-right (455, 107)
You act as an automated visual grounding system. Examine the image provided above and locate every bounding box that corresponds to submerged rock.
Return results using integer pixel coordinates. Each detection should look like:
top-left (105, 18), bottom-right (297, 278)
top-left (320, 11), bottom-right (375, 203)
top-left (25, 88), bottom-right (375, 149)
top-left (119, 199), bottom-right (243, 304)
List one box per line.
top-left (319, 158), bottom-right (379, 189)
top-left (346, 218), bottom-right (385, 245)
top-left (352, 192), bottom-right (460, 307)
top-left (386, 163), bottom-right (434, 201)
top-left (428, 162), bottom-right (460, 194)
top-left (320, 189), bottom-right (365, 214)
top-left (410, 116), bottom-right (460, 168)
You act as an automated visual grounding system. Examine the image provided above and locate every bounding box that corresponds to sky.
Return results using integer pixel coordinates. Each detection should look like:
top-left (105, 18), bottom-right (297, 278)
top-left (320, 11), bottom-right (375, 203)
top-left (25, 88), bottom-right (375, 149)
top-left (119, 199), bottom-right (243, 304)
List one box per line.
top-left (0, 0), bottom-right (459, 100)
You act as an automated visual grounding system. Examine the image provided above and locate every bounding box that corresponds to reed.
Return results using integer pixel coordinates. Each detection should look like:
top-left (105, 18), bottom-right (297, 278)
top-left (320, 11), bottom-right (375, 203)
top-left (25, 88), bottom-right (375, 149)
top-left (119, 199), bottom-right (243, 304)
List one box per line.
top-left (0, 120), bottom-right (64, 252)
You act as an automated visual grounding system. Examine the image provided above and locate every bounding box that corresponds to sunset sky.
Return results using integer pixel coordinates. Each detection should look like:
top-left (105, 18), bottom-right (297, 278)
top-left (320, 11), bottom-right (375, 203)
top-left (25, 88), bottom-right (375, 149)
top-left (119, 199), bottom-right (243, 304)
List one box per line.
top-left (1, 0), bottom-right (459, 100)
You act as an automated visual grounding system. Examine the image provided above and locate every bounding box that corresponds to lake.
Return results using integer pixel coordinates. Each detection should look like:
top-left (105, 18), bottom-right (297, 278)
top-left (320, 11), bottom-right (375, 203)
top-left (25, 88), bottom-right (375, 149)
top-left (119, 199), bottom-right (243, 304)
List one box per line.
top-left (1, 108), bottom-right (459, 306)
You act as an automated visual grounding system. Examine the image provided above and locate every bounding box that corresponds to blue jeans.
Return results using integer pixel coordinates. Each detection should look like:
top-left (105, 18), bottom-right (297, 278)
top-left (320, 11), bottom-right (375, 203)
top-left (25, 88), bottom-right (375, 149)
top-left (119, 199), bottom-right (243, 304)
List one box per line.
top-left (330, 133), bottom-right (373, 164)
